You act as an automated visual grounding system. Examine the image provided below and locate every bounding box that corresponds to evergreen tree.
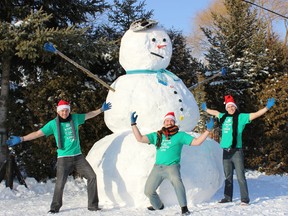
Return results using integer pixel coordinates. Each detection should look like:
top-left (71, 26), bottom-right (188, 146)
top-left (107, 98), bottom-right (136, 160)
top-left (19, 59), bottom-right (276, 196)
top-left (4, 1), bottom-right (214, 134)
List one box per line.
top-left (246, 72), bottom-right (288, 174)
top-left (167, 29), bottom-right (200, 87)
top-left (201, 0), bottom-right (270, 108)
top-left (244, 38), bottom-right (288, 174)
top-left (8, 0), bottom-right (109, 28)
top-left (1, 1), bottom-right (108, 181)
top-left (191, 70), bottom-right (209, 133)
top-left (0, 8), bottom-right (86, 180)
top-left (92, 0), bottom-right (155, 80)
top-left (108, 0), bottom-right (153, 34)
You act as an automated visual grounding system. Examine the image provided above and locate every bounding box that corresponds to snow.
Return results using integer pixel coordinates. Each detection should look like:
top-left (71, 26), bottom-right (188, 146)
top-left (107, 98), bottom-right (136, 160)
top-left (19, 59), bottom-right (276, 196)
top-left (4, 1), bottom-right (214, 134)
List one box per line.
top-left (1, 169), bottom-right (287, 215)
top-left (13, 20), bottom-right (23, 27)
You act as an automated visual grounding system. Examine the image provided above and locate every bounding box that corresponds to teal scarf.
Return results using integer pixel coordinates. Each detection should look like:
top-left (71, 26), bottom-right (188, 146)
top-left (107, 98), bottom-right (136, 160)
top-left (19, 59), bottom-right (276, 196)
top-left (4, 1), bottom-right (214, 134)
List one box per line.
top-left (126, 69), bottom-right (180, 86)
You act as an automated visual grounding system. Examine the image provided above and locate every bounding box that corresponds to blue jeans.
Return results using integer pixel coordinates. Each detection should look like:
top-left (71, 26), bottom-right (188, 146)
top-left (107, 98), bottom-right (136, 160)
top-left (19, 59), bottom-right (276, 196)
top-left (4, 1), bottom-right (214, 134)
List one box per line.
top-left (222, 149), bottom-right (250, 203)
top-left (50, 154), bottom-right (99, 211)
top-left (144, 164), bottom-right (187, 208)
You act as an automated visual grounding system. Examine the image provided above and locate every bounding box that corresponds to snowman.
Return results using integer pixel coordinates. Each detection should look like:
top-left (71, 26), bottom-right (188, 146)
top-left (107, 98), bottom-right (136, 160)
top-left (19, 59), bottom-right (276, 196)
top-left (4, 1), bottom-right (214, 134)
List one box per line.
top-left (86, 19), bottom-right (224, 208)
top-left (104, 19), bottom-right (200, 133)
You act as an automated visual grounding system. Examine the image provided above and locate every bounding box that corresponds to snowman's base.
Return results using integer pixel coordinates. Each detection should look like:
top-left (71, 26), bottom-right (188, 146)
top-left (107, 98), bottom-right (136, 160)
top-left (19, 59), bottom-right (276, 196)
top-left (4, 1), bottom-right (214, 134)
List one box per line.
top-left (86, 131), bottom-right (224, 208)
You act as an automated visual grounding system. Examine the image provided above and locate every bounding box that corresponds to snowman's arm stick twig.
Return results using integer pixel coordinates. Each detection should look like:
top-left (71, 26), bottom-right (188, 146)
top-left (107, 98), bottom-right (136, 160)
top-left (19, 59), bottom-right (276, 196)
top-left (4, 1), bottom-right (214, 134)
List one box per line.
top-left (188, 68), bottom-right (226, 90)
top-left (189, 73), bottom-right (221, 90)
top-left (43, 42), bottom-right (115, 92)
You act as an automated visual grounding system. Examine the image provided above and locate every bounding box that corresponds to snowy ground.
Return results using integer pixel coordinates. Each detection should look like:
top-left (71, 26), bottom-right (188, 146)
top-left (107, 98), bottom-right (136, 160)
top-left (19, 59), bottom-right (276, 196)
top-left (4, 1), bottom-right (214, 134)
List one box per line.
top-left (0, 170), bottom-right (287, 216)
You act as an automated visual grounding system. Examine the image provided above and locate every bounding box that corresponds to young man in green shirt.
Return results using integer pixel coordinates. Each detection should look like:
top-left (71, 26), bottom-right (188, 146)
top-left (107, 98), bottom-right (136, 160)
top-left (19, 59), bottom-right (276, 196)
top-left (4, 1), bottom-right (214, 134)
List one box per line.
top-left (6, 99), bottom-right (111, 214)
top-left (201, 95), bottom-right (275, 205)
top-left (131, 111), bottom-right (214, 216)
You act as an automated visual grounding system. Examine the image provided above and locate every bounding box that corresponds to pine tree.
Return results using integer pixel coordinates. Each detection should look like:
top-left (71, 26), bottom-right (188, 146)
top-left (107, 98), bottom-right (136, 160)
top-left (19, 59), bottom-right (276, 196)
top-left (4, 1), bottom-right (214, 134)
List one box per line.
top-left (107, 0), bottom-right (153, 34)
top-left (191, 71), bottom-right (209, 133)
top-left (1, 8), bottom-right (85, 180)
top-left (92, 0), bottom-right (155, 80)
top-left (201, 0), bottom-right (270, 108)
top-left (244, 38), bottom-right (288, 174)
top-left (167, 29), bottom-right (200, 87)
top-left (1, 1), bottom-right (107, 180)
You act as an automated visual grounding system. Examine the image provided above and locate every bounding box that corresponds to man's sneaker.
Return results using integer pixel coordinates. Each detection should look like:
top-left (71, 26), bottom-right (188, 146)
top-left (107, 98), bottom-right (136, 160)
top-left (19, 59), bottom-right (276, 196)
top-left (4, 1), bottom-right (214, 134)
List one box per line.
top-left (240, 202), bottom-right (249, 206)
top-left (218, 198), bottom-right (232, 203)
top-left (88, 207), bottom-right (102, 211)
top-left (47, 210), bottom-right (59, 214)
top-left (147, 204), bottom-right (164, 211)
top-left (181, 206), bottom-right (191, 215)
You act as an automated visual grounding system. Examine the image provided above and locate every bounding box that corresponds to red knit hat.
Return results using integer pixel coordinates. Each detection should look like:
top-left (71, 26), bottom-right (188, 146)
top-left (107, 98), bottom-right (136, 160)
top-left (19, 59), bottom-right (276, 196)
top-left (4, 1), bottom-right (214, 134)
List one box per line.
top-left (164, 112), bottom-right (176, 121)
top-left (224, 95), bottom-right (237, 110)
top-left (57, 100), bottom-right (70, 112)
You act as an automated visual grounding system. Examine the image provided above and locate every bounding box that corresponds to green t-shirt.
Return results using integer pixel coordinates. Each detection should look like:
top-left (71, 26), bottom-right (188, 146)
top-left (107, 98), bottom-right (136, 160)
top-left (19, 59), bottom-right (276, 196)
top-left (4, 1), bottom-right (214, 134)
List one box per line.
top-left (41, 114), bottom-right (85, 158)
top-left (146, 131), bottom-right (194, 165)
top-left (218, 113), bottom-right (251, 148)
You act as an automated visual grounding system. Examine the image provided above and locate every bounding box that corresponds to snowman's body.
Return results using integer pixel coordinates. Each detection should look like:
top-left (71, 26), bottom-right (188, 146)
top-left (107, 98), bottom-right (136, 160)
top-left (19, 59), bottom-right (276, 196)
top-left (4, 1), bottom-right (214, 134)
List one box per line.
top-left (105, 73), bottom-right (199, 133)
top-left (86, 20), bottom-right (223, 208)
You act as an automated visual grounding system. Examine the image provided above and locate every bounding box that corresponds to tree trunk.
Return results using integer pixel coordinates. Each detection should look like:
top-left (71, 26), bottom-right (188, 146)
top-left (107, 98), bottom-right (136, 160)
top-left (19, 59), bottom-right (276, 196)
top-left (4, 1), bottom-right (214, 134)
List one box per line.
top-left (0, 52), bottom-right (12, 162)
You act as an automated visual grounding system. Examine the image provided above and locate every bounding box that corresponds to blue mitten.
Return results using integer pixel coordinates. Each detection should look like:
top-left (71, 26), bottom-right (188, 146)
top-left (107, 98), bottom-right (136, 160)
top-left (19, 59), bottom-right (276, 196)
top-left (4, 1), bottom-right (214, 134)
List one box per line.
top-left (101, 102), bottom-right (112, 112)
top-left (266, 98), bottom-right (275, 109)
top-left (206, 117), bottom-right (214, 131)
top-left (201, 102), bottom-right (207, 111)
top-left (221, 67), bottom-right (227, 76)
top-left (131, 111), bottom-right (138, 125)
top-left (6, 136), bottom-right (22, 147)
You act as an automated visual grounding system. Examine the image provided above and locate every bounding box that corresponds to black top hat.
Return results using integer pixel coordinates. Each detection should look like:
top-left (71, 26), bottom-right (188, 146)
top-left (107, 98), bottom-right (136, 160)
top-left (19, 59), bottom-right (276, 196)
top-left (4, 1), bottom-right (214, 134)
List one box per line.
top-left (129, 18), bottom-right (158, 32)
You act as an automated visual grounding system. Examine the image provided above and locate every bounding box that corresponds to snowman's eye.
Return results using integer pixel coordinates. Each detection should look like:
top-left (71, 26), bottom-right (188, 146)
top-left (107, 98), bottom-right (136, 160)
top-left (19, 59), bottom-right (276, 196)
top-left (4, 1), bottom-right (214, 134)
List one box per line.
top-left (152, 38), bottom-right (156, 42)
top-left (163, 38), bottom-right (167, 42)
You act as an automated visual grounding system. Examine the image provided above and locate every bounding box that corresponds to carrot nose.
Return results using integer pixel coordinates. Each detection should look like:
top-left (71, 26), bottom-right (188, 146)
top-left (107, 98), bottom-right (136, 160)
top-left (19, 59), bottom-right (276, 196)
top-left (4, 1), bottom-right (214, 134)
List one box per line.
top-left (157, 44), bottom-right (166, 49)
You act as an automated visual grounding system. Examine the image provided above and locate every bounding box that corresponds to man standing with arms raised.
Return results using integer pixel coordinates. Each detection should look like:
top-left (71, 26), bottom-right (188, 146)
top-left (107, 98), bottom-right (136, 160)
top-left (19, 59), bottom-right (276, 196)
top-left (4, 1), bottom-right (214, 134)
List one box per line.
top-left (201, 95), bottom-right (275, 205)
top-left (6, 99), bottom-right (112, 214)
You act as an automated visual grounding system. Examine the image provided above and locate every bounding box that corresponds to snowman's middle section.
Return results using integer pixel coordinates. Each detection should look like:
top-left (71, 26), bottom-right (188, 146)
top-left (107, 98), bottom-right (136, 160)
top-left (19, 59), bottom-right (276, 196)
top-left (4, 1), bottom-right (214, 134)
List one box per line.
top-left (104, 73), bottom-right (200, 134)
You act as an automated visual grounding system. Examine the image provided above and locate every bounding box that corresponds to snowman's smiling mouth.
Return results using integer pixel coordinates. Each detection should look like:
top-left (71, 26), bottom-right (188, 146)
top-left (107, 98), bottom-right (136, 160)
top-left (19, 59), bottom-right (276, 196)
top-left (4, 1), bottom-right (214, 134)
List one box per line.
top-left (150, 52), bottom-right (164, 59)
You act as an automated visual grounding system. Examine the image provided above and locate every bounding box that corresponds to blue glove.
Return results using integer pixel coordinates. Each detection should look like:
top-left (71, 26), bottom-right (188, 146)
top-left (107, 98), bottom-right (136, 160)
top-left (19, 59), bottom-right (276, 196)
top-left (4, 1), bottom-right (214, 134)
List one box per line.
top-left (131, 111), bottom-right (138, 125)
top-left (266, 98), bottom-right (275, 109)
top-left (206, 117), bottom-right (214, 131)
top-left (6, 136), bottom-right (22, 147)
top-left (201, 102), bottom-right (207, 111)
top-left (101, 102), bottom-right (112, 112)
top-left (221, 67), bottom-right (227, 76)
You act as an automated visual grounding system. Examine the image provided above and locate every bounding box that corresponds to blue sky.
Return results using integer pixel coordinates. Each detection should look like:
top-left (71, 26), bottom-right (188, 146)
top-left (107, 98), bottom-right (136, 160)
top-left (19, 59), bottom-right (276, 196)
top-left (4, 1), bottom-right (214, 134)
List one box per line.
top-left (143, 0), bottom-right (285, 39)
top-left (144, 0), bottom-right (212, 35)
top-left (105, 0), bottom-right (285, 39)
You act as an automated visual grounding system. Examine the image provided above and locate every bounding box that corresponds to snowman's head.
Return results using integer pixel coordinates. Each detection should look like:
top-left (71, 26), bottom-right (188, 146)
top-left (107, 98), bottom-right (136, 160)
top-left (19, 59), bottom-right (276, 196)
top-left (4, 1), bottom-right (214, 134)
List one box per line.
top-left (119, 19), bottom-right (172, 71)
